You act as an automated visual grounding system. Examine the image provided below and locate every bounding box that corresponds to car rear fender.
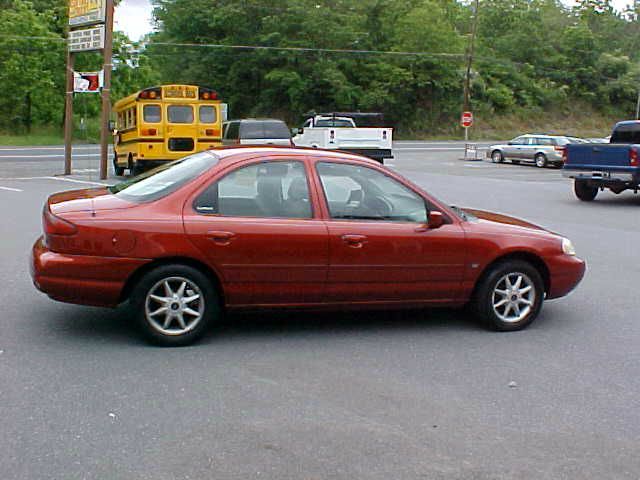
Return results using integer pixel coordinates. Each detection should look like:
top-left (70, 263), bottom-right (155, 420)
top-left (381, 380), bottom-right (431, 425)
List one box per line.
top-left (119, 256), bottom-right (226, 307)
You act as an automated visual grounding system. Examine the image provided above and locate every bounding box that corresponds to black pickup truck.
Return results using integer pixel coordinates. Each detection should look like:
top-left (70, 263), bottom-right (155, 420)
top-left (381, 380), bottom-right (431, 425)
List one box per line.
top-left (562, 121), bottom-right (640, 201)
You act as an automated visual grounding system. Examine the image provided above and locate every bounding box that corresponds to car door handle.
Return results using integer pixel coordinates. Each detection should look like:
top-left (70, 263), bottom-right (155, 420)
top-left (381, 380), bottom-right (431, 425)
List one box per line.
top-left (341, 234), bottom-right (368, 248)
top-left (207, 230), bottom-right (236, 245)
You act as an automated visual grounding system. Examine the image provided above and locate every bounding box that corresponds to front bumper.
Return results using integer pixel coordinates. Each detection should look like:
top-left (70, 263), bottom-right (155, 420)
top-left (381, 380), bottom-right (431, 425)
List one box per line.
top-left (31, 236), bottom-right (147, 307)
top-left (546, 254), bottom-right (586, 300)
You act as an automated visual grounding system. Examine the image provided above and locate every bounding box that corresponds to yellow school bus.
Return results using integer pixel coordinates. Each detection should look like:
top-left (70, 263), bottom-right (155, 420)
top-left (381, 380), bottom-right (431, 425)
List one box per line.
top-left (112, 85), bottom-right (224, 175)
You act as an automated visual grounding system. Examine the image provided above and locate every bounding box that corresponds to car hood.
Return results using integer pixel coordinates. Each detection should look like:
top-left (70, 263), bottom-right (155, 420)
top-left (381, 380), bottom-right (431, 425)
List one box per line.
top-left (460, 208), bottom-right (560, 238)
top-left (49, 187), bottom-right (135, 215)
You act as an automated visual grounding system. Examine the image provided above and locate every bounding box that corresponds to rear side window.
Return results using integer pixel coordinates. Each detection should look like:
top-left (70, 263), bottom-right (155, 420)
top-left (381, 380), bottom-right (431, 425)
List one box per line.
top-left (168, 105), bottom-right (194, 124)
top-left (536, 138), bottom-right (553, 146)
top-left (143, 105), bottom-right (161, 123)
top-left (194, 161), bottom-right (312, 219)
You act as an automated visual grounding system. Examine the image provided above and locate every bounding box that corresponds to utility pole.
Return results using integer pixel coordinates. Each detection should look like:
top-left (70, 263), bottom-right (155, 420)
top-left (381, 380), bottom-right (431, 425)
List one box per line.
top-left (462, 0), bottom-right (480, 141)
top-left (99, 0), bottom-right (114, 180)
top-left (636, 88), bottom-right (640, 119)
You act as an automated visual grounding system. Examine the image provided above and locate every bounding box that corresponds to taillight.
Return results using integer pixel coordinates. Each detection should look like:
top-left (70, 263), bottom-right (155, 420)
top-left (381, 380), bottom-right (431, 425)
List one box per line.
top-left (560, 146), bottom-right (567, 162)
top-left (141, 128), bottom-right (157, 136)
top-left (630, 147), bottom-right (638, 167)
top-left (205, 128), bottom-right (219, 137)
top-left (43, 208), bottom-right (77, 236)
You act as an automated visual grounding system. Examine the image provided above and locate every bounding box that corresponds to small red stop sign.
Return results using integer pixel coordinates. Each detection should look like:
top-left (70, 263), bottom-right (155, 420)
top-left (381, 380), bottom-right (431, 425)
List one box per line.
top-left (461, 111), bottom-right (473, 128)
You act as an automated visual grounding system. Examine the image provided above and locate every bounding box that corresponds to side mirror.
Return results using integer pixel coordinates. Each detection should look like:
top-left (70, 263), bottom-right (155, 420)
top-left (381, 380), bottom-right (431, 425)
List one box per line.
top-left (507, 141), bottom-right (513, 145)
top-left (428, 211), bottom-right (445, 229)
top-left (292, 127), bottom-right (302, 135)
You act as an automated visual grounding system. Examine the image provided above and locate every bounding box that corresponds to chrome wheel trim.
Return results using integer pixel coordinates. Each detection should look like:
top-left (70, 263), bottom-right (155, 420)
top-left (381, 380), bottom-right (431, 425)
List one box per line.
top-left (535, 155), bottom-right (546, 167)
top-left (492, 272), bottom-right (536, 324)
top-left (492, 151), bottom-right (502, 162)
top-left (144, 276), bottom-right (205, 336)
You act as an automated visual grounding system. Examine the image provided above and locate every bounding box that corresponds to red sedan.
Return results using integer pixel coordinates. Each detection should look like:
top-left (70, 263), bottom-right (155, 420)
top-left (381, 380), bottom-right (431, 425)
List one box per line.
top-left (31, 148), bottom-right (585, 346)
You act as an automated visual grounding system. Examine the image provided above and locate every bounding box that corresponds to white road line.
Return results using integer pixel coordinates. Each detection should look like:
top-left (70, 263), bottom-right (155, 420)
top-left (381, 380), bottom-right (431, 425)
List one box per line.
top-left (394, 147), bottom-right (466, 151)
top-left (0, 176), bottom-right (111, 186)
top-left (0, 153), bottom-right (104, 159)
top-left (43, 176), bottom-right (112, 186)
top-left (0, 186), bottom-right (23, 192)
top-left (0, 146), bottom-right (101, 152)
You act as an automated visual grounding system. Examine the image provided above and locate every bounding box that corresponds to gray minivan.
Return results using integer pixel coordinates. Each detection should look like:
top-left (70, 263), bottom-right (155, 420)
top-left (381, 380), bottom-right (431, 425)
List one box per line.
top-left (222, 119), bottom-right (293, 146)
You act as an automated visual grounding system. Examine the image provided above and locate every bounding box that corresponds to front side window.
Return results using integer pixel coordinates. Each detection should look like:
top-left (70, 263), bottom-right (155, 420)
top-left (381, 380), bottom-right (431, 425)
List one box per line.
top-left (511, 136), bottom-right (527, 145)
top-left (144, 105), bottom-right (162, 123)
top-left (168, 105), bottom-right (194, 124)
top-left (316, 162), bottom-right (427, 223)
top-left (199, 106), bottom-right (217, 124)
top-left (194, 161), bottom-right (312, 219)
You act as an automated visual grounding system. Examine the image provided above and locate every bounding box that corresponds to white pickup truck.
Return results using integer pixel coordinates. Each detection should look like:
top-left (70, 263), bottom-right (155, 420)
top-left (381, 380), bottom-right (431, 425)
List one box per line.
top-left (292, 113), bottom-right (393, 164)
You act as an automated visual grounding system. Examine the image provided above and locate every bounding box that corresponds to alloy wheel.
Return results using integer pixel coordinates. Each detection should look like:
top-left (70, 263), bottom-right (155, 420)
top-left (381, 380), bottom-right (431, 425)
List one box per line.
top-left (491, 272), bottom-right (536, 323)
top-left (144, 276), bottom-right (205, 336)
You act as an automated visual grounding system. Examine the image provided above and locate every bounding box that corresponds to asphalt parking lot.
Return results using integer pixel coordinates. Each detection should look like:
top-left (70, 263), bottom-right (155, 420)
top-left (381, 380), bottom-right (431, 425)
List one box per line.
top-left (1, 142), bottom-right (639, 479)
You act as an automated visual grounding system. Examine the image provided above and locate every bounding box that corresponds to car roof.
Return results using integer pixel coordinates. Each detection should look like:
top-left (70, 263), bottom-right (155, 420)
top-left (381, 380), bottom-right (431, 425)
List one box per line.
top-left (208, 146), bottom-right (380, 165)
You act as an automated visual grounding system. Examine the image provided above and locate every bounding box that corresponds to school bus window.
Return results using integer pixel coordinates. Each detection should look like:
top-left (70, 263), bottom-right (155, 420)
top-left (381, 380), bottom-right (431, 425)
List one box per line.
top-left (144, 105), bottom-right (162, 123)
top-left (199, 106), bottom-right (216, 124)
top-left (168, 105), bottom-right (193, 124)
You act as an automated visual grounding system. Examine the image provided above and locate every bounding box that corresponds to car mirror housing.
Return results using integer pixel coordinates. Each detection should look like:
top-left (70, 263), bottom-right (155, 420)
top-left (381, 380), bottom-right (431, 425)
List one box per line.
top-left (428, 211), bottom-right (445, 229)
top-left (292, 128), bottom-right (302, 135)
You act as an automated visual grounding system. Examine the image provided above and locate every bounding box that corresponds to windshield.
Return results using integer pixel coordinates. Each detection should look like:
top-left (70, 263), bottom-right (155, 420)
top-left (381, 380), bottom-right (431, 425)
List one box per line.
top-left (109, 151), bottom-right (219, 202)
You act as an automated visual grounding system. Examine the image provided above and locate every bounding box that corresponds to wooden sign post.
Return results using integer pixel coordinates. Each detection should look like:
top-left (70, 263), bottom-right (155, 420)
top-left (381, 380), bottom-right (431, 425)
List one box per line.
top-left (64, 0), bottom-right (114, 180)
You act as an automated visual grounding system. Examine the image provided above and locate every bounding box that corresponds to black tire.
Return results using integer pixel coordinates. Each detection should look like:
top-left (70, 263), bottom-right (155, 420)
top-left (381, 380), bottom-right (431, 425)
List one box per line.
top-left (127, 154), bottom-right (135, 175)
top-left (130, 264), bottom-right (221, 346)
top-left (574, 180), bottom-right (598, 202)
top-left (113, 153), bottom-right (125, 176)
top-left (132, 164), bottom-right (145, 176)
top-left (491, 150), bottom-right (504, 163)
top-left (472, 260), bottom-right (544, 331)
top-left (534, 154), bottom-right (547, 168)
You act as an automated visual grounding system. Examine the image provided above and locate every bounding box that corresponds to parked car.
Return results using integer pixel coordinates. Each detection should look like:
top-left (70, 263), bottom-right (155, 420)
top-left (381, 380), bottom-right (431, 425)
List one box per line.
top-left (31, 147), bottom-right (585, 346)
top-left (487, 134), bottom-right (585, 168)
top-left (292, 112), bottom-right (393, 164)
top-left (222, 118), bottom-right (293, 146)
top-left (563, 120), bottom-right (640, 201)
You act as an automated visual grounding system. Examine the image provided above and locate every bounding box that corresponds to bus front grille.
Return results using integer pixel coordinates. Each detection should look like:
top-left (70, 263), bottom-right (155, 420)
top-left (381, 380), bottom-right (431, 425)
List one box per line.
top-left (168, 138), bottom-right (195, 151)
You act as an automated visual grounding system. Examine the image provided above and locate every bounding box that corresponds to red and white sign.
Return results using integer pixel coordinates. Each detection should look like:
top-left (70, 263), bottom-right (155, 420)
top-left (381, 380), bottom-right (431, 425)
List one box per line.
top-left (461, 111), bottom-right (473, 128)
top-left (74, 71), bottom-right (103, 93)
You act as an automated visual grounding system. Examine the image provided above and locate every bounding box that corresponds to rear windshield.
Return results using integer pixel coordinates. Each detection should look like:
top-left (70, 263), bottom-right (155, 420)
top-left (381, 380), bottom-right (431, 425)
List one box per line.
top-left (315, 119), bottom-right (354, 127)
top-left (108, 151), bottom-right (219, 203)
top-left (611, 125), bottom-right (640, 144)
top-left (168, 105), bottom-right (194, 124)
top-left (240, 121), bottom-right (290, 139)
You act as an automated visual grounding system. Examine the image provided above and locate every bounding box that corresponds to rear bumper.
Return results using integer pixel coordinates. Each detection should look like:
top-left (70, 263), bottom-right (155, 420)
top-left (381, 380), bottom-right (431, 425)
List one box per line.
top-left (546, 254), bottom-right (586, 300)
top-left (341, 148), bottom-right (393, 163)
top-left (30, 236), bottom-right (148, 308)
top-left (562, 169), bottom-right (636, 183)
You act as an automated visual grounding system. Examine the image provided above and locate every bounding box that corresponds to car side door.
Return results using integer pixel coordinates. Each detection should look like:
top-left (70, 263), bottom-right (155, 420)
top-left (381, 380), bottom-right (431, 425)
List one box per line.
top-left (503, 136), bottom-right (525, 159)
top-left (313, 160), bottom-right (467, 304)
top-left (183, 158), bottom-right (328, 306)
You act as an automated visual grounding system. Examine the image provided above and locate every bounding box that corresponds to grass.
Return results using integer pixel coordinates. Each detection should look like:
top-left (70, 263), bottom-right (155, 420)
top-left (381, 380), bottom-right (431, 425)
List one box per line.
top-left (0, 119), bottom-right (103, 146)
top-left (398, 104), bottom-right (621, 141)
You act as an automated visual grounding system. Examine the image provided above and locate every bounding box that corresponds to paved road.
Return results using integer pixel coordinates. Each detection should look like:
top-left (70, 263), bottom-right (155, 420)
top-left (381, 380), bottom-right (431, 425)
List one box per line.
top-left (1, 143), bottom-right (639, 479)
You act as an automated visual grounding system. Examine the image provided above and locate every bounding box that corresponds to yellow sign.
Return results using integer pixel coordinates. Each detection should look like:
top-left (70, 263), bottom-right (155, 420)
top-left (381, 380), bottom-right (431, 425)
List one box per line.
top-left (163, 85), bottom-right (198, 99)
top-left (69, 0), bottom-right (105, 27)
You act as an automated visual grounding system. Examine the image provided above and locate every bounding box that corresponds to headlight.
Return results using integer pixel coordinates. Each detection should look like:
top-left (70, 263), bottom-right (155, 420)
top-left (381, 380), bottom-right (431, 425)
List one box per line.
top-left (562, 237), bottom-right (576, 256)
